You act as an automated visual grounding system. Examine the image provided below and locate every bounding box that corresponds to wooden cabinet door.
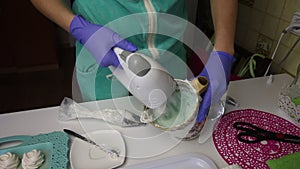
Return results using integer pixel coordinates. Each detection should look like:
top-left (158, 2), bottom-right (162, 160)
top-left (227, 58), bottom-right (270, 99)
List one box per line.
top-left (0, 1), bottom-right (58, 72)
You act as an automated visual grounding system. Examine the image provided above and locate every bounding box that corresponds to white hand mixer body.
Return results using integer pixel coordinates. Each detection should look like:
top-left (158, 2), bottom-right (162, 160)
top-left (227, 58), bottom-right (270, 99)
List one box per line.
top-left (109, 47), bottom-right (177, 113)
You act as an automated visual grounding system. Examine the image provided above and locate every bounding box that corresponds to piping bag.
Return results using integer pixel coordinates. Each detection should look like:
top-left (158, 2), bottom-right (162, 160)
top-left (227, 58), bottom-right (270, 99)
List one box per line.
top-left (58, 97), bottom-right (143, 127)
top-left (109, 48), bottom-right (208, 124)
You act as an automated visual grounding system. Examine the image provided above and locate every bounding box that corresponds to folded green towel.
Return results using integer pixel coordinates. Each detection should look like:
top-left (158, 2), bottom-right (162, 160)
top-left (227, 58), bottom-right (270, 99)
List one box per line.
top-left (292, 97), bottom-right (300, 105)
top-left (266, 151), bottom-right (300, 169)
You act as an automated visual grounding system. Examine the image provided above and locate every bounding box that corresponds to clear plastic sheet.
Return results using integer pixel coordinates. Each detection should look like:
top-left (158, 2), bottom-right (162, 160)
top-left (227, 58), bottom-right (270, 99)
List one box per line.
top-left (58, 97), bottom-right (143, 127)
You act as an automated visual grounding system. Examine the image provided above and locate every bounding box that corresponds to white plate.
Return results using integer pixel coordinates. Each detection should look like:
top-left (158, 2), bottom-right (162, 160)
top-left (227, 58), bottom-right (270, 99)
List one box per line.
top-left (70, 130), bottom-right (126, 169)
top-left (78, 97), bottom-right (184, 158)
top-left (120, 153), bottom-right (218, 169)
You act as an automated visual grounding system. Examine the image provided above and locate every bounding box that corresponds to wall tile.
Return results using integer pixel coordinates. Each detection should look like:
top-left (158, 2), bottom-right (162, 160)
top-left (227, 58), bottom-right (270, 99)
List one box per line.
top-left (281, 0), bottom-right (300, 20)
top-left (239, 0), bottom-right (255, 7)
top-left (285, 33), bottom-right (300, 49)
top-left (276, 20), bottom-right (297, 47)
top-left (271, 43), bottom-right (300, 76)
top-left (272, 44), bottom-right (289, 63)
top-left (261, 14), bottom-right (280, 39)
top-left (266, 0), bottom-right (285, 17)
top-left (270, 34), bottom-right (300, 77)
top-left (235, 23), bottom-right (248, 48)
top-left (237, 4), bottom-right (252, 26)
top-left (256, 34), bottom-right (273, 56)
top-left (271, 20), bottom-right (287, 55)
top-left (245, 30), bottom-right (260, 52)
top-left (253, 0), bottom-right (269, 11)
top-left (281, 50), bottom-right (300, 76)
top-left (268, 45), bottom-right (287, 74)
top-left (294, 37), bottom-right (300, 53)
top-left (249, 9), bottom-right (265, 32)
top-left (236, 0), bottom-right (300, 76)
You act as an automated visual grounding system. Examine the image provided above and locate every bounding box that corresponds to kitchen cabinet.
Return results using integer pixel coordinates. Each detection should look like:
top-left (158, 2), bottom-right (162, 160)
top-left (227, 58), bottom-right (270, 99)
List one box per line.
top-left (0, 1), bottom-right (58, 73)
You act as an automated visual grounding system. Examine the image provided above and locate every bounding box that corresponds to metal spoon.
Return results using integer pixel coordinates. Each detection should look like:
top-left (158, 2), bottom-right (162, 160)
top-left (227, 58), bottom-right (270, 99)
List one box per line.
top-left (64, 129), bottom-right (120, 159)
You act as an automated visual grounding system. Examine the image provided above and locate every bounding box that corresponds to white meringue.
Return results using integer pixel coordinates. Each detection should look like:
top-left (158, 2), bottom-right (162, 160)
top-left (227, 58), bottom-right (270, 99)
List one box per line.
top-left (22, 149), bottom-right (44, 169)
top-left (0, 152), bottom-right (20, 169)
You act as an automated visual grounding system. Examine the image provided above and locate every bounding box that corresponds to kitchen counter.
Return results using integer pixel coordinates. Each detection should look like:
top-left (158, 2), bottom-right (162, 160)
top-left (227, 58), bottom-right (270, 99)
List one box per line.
top-left (0, 73), bottom-right (296, 168)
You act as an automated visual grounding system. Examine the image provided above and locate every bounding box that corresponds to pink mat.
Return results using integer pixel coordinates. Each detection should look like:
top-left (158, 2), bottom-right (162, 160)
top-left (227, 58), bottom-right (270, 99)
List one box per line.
top-left (213, 109), bottom-right (300, 169)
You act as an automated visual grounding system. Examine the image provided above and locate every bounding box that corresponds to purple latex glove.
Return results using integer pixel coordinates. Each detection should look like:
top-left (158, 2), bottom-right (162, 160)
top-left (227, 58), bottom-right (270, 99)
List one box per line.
top-left (70, 15), bottom-right (137, 67)
top-left (196, 51), bottom-right (236, 122)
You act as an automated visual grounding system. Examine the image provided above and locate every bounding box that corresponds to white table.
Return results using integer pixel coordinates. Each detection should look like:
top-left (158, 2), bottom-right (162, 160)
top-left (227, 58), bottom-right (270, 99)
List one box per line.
top-left (0, 74), bottom-right (296, 168)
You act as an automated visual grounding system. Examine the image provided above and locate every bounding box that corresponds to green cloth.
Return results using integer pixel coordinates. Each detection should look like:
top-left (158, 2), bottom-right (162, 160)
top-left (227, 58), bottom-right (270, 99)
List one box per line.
top-left (266, 151), bottom-right (300, 169)
top-left (292, 97), bottom-right (300, 106)
top-left (72, 0), bottom-right (189, 101)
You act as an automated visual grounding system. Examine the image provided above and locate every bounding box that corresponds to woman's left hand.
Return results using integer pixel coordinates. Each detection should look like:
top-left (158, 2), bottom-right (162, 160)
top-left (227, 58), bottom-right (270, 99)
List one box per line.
top-left (196, 51), bottom-right (236, 122)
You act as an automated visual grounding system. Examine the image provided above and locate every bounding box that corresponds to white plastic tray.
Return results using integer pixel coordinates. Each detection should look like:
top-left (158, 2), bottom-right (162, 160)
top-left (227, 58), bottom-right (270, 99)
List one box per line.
top-left (121, 153), bottom-right (218, 169)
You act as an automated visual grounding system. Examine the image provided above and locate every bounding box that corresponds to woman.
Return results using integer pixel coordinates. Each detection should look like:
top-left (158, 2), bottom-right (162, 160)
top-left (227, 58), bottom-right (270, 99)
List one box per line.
top-left (31, 0), bottom-right (237, 124)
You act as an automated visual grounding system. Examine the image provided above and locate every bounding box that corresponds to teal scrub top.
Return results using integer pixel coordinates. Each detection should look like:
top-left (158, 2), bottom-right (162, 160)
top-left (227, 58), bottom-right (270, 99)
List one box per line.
top-left (72, 0), bottom-right (189, 101)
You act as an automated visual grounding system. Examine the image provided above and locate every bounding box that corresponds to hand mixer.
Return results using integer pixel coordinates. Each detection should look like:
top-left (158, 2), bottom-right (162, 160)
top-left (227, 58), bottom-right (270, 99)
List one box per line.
top-left (109, 48), bottom-right (208, 126)
top-left (109, 48), bottom-right (177, 121)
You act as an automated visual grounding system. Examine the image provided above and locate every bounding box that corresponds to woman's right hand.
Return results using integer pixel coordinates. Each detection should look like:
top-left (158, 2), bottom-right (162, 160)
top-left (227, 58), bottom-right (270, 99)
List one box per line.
top-left (69, 15), bottom-right (137, 67)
